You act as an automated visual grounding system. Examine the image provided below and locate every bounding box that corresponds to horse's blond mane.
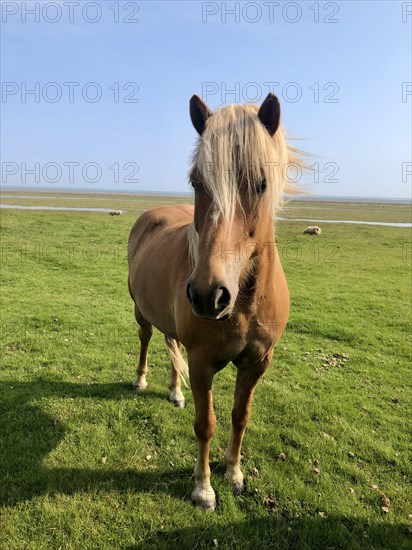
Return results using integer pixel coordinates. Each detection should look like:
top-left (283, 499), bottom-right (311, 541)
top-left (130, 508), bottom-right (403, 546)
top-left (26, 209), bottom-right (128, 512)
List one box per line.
top-left (188, 103), bottom-right (306, 266)
top-left (190, 103), bottom-right (305, 223)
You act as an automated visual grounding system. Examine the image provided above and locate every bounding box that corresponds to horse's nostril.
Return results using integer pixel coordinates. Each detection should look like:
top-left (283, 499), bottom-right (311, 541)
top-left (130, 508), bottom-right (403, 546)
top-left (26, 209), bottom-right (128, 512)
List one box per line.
top-left (186, 282), bottom-right (193, 304)
top-left (186, 282), bottom-right (199, 306)
top-left (187, 281), bottom-right (231, 316)
top-left (216, 286), bottom-right (231, 311)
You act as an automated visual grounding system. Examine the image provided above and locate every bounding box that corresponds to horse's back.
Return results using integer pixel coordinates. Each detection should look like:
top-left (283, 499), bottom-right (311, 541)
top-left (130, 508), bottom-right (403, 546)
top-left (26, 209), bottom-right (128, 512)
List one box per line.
top-left (128, 204), bottom-right (193, 262)
top-left (128, 204), bottom-right (193, 336)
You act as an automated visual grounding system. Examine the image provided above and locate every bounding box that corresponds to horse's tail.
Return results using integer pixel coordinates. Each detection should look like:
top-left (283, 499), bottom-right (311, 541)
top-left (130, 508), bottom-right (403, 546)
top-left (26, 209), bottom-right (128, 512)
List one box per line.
top-left (165, 336), bottom-right (189, 389)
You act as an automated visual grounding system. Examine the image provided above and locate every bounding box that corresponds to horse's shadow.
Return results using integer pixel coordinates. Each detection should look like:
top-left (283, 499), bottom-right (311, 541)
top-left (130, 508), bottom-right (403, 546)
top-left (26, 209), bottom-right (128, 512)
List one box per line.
top-left (0, 380), bottom-right (193, 507)
top-left (125, 517), bottom-right (410, 550)
top-left (2, 381), bottom-right (410, 548)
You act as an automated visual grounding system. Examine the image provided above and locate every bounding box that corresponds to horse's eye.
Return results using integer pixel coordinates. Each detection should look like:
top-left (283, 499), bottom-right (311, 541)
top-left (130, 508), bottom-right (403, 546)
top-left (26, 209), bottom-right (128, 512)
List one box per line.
top-left (190, 180), bottom-right (197, 191)
top-left (256, 180), bottom-right (267, 195)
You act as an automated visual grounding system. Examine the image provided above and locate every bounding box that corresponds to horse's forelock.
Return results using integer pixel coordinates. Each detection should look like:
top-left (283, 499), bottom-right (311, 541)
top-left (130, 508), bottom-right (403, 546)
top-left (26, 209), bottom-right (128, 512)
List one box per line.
top-left (190, 103), bottom-right (304, 226)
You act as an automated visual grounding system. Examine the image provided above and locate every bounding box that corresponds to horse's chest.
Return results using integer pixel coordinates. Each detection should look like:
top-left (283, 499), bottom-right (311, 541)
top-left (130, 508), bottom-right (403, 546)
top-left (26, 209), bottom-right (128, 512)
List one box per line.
top-left (207, 316), bottom-right (276, 364)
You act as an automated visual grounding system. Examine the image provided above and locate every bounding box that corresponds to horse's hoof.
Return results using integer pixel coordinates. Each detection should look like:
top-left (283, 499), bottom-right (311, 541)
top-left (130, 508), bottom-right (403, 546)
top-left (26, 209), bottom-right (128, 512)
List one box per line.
top-left (232, 481), bottom-right (245, 496)
top-left (225, 468), bottom-right (244, 495)
top-left (191, 485), bottom-right (216, 511)
top-left (133, 378), bottom-right (147, 392)
top-left (169, 389), bottom-right (185, 408)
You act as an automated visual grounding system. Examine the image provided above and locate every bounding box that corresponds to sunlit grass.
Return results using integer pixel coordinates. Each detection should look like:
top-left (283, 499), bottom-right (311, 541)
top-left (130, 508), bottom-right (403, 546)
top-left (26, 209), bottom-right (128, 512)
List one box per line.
top-left (0, 195), bottom-right (411, 549)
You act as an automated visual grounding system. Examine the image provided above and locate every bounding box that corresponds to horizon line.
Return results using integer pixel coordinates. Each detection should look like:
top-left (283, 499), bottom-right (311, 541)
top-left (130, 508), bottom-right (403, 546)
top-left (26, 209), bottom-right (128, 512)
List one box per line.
top-left (1, 185), bottom-right (411, 203)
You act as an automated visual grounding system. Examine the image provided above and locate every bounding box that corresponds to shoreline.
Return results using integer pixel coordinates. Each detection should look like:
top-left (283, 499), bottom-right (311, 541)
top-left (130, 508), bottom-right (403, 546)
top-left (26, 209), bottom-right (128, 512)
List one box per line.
top-left (1, 187), bottom-right (410, 205)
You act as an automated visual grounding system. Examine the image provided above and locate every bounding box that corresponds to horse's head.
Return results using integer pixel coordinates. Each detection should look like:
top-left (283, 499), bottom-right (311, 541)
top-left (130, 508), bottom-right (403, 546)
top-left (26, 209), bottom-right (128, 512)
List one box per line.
top-left (186, 93), bottom-right (298, 320)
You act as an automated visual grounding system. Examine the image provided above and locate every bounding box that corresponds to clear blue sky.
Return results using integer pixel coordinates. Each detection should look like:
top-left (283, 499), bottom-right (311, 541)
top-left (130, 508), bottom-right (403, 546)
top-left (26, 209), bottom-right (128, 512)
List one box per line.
top-left (1, 0), bottom-right (411, 198)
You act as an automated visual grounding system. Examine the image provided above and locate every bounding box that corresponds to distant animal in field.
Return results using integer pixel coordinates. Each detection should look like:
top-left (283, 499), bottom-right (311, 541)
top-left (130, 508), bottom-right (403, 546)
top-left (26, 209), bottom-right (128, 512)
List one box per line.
top-left (109, 210), bottom-right (122, 216)
top-left (304, 226), bottom-right (321, 235)
top-left (128, 92), bottom-right (305, 510)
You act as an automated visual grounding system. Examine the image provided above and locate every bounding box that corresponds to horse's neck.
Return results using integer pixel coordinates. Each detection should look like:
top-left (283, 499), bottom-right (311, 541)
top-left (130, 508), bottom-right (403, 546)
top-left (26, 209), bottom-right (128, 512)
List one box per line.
top-left (241, 221), bottom-right (277, 299)
top-left (256, 225), bottom-right (277, 288)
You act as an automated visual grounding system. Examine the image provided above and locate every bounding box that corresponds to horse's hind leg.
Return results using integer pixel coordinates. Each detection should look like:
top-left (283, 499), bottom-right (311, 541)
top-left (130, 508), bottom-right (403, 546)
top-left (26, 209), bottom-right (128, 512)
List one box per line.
top-left (165, 336), bottom-right (186, 408)
top-left (133, 306), bottom-right (152, 392)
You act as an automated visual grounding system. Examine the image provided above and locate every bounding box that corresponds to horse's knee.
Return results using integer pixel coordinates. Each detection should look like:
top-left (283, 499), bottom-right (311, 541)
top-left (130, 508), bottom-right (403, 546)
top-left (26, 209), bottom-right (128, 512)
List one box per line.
top-left (231, 407), bottom-right (250, 432)
top-left (194, 414), bottom-right (216, 442)
top-left (138, 325), bottom-right (152, 343)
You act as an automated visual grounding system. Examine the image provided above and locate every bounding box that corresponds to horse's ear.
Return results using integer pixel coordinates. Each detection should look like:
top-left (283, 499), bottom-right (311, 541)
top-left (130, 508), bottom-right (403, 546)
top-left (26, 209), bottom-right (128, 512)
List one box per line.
top-left (258, 93), bottom-right (280, 137)
top-left (190, 94), bottom-right (213, 136)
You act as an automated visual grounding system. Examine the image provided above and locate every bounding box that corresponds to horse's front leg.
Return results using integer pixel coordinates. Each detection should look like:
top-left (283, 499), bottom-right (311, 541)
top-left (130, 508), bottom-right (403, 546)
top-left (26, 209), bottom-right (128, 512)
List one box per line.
top-left (225, 354), bottom-right (271, 493)
top-left (188, 355), bottom-right (216, 510)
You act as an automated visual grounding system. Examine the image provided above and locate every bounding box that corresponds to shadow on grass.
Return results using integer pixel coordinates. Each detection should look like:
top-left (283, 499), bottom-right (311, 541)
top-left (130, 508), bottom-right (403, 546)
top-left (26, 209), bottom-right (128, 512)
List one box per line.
top-left (1, 381), bottom-right (410, 549)
top-left (128, 517), bottom-right (410, 550)
top-left (0, 380), bottom-right (191, 507)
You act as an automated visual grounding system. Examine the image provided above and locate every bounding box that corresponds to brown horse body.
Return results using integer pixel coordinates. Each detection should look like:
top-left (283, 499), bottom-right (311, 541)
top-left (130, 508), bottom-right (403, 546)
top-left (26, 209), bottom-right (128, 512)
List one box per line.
top-left (128, 93), bottom-right (301, 509)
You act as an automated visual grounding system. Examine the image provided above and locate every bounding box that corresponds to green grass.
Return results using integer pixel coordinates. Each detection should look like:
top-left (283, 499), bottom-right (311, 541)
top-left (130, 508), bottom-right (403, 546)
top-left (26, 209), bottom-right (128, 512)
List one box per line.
top-left (0, 194), bottom-right (411, 549)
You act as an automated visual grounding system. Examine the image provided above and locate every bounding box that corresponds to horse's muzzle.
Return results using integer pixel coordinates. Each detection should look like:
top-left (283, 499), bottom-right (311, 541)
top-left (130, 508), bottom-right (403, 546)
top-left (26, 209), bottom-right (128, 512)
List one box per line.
top-left (186, 280), bottom-right (231, 320)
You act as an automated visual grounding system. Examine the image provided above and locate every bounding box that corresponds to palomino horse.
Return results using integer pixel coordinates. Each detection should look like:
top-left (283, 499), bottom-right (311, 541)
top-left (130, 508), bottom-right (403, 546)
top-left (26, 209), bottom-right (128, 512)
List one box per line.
top-left (128, 93), bottom-right (303, 510)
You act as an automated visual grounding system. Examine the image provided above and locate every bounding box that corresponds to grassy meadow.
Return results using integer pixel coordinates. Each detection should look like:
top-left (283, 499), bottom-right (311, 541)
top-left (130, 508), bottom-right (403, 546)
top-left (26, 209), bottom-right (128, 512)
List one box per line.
top-left (0, 192), bottom-right (411, 549)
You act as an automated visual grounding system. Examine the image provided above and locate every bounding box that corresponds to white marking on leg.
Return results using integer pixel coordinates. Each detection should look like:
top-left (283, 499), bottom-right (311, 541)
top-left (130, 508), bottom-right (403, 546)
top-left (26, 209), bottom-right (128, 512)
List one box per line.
top-left (169, 387), bottom-right (185, 408)
top-left (133, 375), bottom-right (147, 392)
top-left (225, 444), bottom-right (244, 493)
top-left (192, 454), bottom-right (216, 510)
top-left (191, 482), bottom-right (216, 510)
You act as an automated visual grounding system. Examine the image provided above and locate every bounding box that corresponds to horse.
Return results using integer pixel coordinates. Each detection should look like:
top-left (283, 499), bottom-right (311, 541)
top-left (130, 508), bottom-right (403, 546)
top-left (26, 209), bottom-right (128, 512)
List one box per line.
top-left (128, 93), bottom-right (304, 510)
